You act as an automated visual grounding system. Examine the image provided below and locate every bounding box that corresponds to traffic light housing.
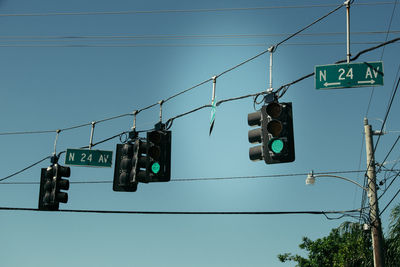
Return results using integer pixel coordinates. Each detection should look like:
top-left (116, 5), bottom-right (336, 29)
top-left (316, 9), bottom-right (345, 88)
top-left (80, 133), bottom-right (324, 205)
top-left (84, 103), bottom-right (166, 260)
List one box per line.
top-left (248, 102), bottom-right (295, 164)
top-left (113, 129), bottom-right (171, 189)
top-left (113, 142), bottom-right (139, 192)
top-left (141, 130), bottom-right (172, 183)
top-left (38, 164), bottom-right (70, 211)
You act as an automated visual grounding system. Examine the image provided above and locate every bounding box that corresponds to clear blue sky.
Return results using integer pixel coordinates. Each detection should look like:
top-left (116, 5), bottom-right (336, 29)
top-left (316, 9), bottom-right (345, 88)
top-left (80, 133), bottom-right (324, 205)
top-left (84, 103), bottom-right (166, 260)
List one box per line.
top-left (0, 0), bottom-right (399, 266)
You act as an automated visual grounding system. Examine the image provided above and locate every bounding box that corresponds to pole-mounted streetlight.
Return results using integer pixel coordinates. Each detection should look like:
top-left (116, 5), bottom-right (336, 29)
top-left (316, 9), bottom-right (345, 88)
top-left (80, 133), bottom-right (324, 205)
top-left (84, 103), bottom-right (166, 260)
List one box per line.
top-left (306, 170), bottom-right (368, 192)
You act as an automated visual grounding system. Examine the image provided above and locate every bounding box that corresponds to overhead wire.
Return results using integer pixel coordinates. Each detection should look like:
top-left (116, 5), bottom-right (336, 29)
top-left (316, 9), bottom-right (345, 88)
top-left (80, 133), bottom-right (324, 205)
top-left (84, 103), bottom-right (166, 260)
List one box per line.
top-left (1, 41), bottom-right (398, 48)
top-left (380, 185), bottom-right (400, 216)
top-left (0, 2), bottom-right (393, 17)
top-left (376, 135), bottom-right (400, 175)
top-left (0, 113), bottom-right (132, 136)
top-left (378, 170), bottom-right (400, 201)
top-left (365, 0), bottom-right (398, 117)
top-left (0, 30), bottom-right (398, 42)
top-left (0, 206), bottom-right (363, 217)
top-left (0, 156), bottom-right (51, 182)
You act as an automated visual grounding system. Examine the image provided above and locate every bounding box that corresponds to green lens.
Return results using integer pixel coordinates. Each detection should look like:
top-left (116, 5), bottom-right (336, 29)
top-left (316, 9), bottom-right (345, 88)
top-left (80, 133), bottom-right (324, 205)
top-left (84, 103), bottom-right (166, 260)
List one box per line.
top-left (151, 162), bottom-right (160, 174)
top-left (270, 139), bottom-right (284, 153)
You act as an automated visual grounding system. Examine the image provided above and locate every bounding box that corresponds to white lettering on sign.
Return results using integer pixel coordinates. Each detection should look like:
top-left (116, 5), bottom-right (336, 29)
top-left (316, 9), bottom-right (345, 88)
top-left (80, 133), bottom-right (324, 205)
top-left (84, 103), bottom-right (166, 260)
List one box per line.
top-left (99, 154), bottom-right (109, 163)
top-left (365, 67), bottom-right (380, 79)
top-left (338, 68), bottom-right (353, 80)
top-left (69, 153), bottom-right (75, 162)
top-left (319, 70), bottom-right (327, 81)
top-left (80, 153), bottom-right (94, 163)
top-left (366, 67), bottom-right (372, 79)
top-left (346, 68), bottom-right (353, 79)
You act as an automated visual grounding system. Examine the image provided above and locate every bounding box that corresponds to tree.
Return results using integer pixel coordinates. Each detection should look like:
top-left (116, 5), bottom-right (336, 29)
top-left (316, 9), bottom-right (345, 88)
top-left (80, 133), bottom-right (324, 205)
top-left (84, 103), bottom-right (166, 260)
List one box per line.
top-left (278, 203), bottom-right (400, 266)
top-left (385, 204), bottom-right (400, 266)
top-left (278, 221), bottom-right (372, 267)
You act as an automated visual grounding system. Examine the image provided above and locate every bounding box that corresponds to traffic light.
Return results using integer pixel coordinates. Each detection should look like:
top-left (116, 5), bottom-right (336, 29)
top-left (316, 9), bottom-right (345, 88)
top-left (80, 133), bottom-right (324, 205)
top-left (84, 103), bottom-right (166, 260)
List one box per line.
top-left (38, 164), bottom-right (70, 211)
top-left (113, 129), bottom-right (171, 188)
top-left (113, 142), bottom-right (138, 192)
top-left (142, 130), bottom-right (172, 183)
top-left (248, 101), bottom-right (295, 164)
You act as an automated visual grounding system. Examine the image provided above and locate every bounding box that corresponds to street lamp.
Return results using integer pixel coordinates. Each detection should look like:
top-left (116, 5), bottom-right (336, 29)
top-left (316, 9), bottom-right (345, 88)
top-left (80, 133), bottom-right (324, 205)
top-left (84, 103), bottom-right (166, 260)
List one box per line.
top-left (306, 170), bottom-right (371, 231)
top-left (306, 170), bottom-right (368, 192)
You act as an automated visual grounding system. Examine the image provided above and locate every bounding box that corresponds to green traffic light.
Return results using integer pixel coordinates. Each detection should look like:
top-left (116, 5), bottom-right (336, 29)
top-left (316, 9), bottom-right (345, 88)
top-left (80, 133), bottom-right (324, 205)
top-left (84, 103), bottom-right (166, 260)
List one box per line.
top-left (151, 162), bottom-right (160, 174)
top-left (270, 139), bottom-right (284, 153)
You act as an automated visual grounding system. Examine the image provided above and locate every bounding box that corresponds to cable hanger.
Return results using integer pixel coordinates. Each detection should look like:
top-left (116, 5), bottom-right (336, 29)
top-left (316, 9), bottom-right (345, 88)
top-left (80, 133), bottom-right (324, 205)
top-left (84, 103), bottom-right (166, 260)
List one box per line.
top-left (51, 129), bottom-right (61, 164)
top-left (345, 0), bottom-right (352, 63)
top-left (88, 121), bottom-right (96, 149)
top-left (267, 45), bottom-right (276, 93)
top-left (158, 100), bottom-right (164, 124)
top-left (209, 76), bottom-right (217, 136)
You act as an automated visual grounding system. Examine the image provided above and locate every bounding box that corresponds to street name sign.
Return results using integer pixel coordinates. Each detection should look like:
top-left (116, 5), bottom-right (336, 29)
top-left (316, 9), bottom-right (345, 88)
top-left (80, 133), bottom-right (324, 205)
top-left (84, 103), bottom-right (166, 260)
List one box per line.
top-left (315, 61), bottom-right (383, 90)
top-left (65, 148), bottom-right (113, 168)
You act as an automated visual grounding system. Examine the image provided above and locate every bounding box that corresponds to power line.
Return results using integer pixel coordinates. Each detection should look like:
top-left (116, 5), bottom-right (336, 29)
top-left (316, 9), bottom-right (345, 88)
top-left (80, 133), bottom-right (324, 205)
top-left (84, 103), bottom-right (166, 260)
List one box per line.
top-left (376, 135), bottom-right (400, 175)
top-left (0, 206), bottom-right (363, 217)
top-left (0, 41), bottom-right (395, 48)
top-left (0, 113), bottom-right (132, 136)
top-left (0, 156), bottom-right (50, 182)
top-left (365, 0), bottom-right (398, 117)
top-left (380, 186), bottom-right (400, 216)
top-left (1, 30), bottom-right (397, 41)
top-left (378, 170), bottom-right (400, 201)
top-left (0, 2), bottom-right (393, 17)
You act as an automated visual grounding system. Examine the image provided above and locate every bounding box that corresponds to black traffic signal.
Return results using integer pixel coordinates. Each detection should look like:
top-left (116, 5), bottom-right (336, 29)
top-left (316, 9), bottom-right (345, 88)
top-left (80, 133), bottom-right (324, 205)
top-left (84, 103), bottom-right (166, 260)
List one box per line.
top-left (113, 142), bottom-right (138, 192)
top-left (113, 129), bottom-right (171, 189)
top-left (248, 102), bottom-right (295, 164)
top-left (142, 130), bottom-right (172, 183)
top-left (38, 164), bottom-right (70, 211)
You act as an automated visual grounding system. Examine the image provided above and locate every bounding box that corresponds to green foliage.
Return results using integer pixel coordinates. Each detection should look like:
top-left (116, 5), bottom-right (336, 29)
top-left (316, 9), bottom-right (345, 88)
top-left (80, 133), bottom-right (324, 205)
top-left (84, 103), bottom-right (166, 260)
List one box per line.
top-left (278, 222), bottom-right (372, 267)
top-left (278, 203), bottom-right (400, 266)
top-left (385, 204), bottom-right (400, 266)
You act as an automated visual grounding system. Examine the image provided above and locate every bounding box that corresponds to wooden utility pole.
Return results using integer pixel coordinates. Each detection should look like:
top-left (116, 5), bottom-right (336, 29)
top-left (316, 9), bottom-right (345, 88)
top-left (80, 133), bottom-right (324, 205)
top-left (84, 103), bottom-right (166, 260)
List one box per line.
top-left (364, 118), bottom-right (385, 267)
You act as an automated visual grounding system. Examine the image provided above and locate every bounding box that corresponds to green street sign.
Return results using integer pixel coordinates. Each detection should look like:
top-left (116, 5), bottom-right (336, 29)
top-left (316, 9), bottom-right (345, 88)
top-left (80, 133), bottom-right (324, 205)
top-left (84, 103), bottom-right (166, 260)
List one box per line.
top-left (315, 61), bottom-right (383, 90)
top-left (65, 148), bottom-right (113, 168)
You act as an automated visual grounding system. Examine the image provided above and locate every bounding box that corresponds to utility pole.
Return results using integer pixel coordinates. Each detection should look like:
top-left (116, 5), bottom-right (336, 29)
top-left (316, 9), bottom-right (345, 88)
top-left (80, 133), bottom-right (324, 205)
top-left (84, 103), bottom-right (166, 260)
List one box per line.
top-left (364, 118), bottom-right (385, 267)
